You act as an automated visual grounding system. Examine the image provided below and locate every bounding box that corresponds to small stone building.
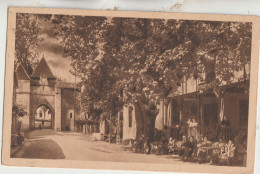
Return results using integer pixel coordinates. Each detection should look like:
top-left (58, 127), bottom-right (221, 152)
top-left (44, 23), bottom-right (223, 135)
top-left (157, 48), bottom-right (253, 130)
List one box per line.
top-left (13, 56), bottom-right (80, 132)
top-left (120, 103), bottom-right (148, 141)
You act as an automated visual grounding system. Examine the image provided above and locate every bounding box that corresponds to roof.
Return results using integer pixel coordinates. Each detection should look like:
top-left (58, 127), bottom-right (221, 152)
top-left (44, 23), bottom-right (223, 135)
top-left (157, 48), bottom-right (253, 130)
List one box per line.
top-left (167, 80), bottom-right (249, 99)
top-left (31, 56), bottom-right (55, 79)
top-left (56, 81), bottom-right (77, 89)
top-left (16, 64), bottom-right (30, 80)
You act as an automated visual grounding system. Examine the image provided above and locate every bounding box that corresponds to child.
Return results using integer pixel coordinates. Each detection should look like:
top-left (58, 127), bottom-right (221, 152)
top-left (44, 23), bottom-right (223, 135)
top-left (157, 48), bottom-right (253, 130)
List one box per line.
top-left (168, 137), bottom-right (178, 154)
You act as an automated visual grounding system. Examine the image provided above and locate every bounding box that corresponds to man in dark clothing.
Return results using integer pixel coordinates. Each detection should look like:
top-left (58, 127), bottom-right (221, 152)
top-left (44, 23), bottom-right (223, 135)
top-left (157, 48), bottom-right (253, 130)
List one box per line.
top-left (221, 116), bottom-right (231, 126)
top-left (160, 135), bottom-right (168, 155)
top-left (138, 135), bottom-right (145, 153)
top-left (184, 136), bottom-right (197, 161)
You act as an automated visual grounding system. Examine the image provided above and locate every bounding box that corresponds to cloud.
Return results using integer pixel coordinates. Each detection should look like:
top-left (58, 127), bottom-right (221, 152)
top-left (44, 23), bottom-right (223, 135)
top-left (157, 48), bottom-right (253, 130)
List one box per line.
top-left (48, 59), bottom-right (66, 69)
top-left (39, 17), bottom-right (60, 39)
top-left (35, 20), bottom-right (78, 83)
top-left (38, 35), bottom-right (64, 55)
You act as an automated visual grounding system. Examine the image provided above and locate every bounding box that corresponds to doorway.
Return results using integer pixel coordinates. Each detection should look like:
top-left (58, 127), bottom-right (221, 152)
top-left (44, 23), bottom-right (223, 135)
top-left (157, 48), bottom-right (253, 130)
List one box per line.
top-left (34, 105), bottom-right (52, 129)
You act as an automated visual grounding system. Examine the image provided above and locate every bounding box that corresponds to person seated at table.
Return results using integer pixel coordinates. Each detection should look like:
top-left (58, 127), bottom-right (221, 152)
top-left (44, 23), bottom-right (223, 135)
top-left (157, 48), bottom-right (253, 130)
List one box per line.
top-left (179, 136), bottom-right (188, 160)
top-left (219, 139), bottom-right (236, 165)
top-left (137, 134), bottom-right (145, 153)
top-left (168, 137), bottom-right (178, 154)
top-left (210, 138), bottom-right (226, 165)
top-left (144, 136), bottom-right (151, 154)
top-left (197, 136), bottom-right (212, 163)
top-left (184, 136), bottom-right (197, 162)
top-left (161, 135), bottom-right (169, 154)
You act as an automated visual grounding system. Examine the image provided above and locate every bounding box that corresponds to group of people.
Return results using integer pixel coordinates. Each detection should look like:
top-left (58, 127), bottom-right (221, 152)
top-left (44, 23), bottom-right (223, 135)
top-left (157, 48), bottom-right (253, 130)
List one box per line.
top-left (126, 120), bottom-right (237, 166)
top-left (167, 135), bottom-right (236, 165)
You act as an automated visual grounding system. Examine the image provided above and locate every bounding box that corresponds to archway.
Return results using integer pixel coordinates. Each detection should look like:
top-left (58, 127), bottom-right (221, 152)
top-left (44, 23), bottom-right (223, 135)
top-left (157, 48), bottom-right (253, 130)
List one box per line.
top-left (34, 104), bottom-right (53, 129)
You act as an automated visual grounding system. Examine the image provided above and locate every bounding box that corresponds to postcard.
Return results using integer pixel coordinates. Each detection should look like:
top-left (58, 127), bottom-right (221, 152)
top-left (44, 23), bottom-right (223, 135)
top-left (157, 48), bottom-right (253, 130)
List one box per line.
top-left (2, 7), bottom-right (259, 174)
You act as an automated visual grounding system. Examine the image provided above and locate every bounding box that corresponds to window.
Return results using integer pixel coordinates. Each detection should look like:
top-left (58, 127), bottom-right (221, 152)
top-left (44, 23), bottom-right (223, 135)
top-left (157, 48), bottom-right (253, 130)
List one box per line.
top-left (204, 103), bottom-right (218, 126)
top-left (128, 106), bottom-right (133, 127)
top-left (211, 103), bottom-right (218, 124)
top-left (204, 104), bottom-right (210, 127)
top-left (120, 112), bottom-right (123, 120)
top-left (172, 100), bottom-right (180, 125)
top-left (39, 73), bottom-right (48, 86)
top-left (70, 113), bottom-right (73, 118)
top-left (239, 99), bottom-right (249, 126)
top-left (40, 112), bottom-right (43, 118)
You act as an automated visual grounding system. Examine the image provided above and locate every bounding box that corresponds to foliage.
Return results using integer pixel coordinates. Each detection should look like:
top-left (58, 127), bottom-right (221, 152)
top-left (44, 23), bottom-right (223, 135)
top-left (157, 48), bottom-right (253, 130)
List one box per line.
top-left (75, 118), bottom-right (99, 127)
top-left (15, 13), bottom-right (44, 75)
top-left (233, 129), bottom-right (247, 156)
top-left (12, 104), bottom-right (27, 119)
top-left (56, 16), bottom-right (252, 138)
top-left (12, 104), bottom-right (27, 135)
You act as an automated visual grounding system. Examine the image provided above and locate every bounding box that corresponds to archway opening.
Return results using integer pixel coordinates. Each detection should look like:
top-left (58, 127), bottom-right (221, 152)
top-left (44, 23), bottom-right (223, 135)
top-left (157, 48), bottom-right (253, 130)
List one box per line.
top-left (34, 105), bottom-right (52, 129)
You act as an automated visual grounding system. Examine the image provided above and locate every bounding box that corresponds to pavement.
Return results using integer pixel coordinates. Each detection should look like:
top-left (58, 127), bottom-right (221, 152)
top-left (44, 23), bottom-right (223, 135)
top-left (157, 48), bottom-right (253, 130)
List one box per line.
top-left (12, 129), bottom-right (184, 163)
top-left (10, 129), bottom-right (248, 173)
top-left (11, 129), bottom-right (245, 164)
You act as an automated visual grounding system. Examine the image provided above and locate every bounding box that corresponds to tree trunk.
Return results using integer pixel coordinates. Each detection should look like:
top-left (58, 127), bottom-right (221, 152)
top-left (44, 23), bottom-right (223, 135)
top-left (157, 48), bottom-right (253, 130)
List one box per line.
top-left (109, 113), bottom-right (112, 143)
top-left (136, 101), bottom-right (157, 142)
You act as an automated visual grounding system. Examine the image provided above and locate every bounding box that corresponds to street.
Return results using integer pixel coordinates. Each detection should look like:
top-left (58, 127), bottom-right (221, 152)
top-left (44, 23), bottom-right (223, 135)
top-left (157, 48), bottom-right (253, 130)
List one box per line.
top-left (10, 130), bottom-right (238, 165)
top-left (10, 129), bottom-right (248, 173)
top-left (13, 129), bottom-right (187, 163)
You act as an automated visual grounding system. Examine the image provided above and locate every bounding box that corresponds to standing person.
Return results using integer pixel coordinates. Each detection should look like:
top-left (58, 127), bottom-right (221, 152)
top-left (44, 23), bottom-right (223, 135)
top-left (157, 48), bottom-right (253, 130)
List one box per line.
top-left (187, 119), bottom-right (192, 138)
top-left (221, 116), bottom-right (231, 141)
top-left (191, 118), bottom-right (198, 138)
top-left (221, 116), bottom-right (231, 127)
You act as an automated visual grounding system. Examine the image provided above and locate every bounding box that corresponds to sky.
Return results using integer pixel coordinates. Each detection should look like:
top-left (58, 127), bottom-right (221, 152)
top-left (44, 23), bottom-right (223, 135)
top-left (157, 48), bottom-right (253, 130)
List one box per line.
top-left (36, 16), bottom-right (77, 83)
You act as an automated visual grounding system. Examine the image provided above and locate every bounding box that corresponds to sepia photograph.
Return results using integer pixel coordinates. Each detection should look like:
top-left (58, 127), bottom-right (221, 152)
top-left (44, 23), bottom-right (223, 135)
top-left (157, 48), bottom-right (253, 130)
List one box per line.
top-left (2, 7), bottom-right (259, 174)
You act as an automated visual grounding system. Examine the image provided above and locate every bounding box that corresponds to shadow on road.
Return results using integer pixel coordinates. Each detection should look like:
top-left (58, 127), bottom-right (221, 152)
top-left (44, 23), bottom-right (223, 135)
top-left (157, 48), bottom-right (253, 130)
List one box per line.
top-left (12, 139), bottom-right (65, 159)
top-left (24, 129), bottom-right (58, 139)
top-left (12, 129), bottom-right (65, 159)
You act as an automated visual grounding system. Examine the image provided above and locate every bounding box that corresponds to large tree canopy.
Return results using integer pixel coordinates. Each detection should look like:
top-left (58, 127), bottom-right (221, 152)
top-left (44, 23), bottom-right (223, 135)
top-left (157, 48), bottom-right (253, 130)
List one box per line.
top-left (56, 15), bottom-right (252, 138)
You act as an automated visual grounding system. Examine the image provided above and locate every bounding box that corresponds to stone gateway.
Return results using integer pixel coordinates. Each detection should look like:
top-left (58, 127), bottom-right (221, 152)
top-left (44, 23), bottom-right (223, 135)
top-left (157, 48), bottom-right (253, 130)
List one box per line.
top-left (13, 56), bottom-right (80, 132)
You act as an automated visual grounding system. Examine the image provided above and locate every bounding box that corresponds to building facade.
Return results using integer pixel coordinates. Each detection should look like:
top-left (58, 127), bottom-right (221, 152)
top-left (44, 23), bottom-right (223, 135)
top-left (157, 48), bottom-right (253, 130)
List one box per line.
top-left (13, 56), bottom-right (80, 132)
top-left (155, 65), bottom-right (250, 141)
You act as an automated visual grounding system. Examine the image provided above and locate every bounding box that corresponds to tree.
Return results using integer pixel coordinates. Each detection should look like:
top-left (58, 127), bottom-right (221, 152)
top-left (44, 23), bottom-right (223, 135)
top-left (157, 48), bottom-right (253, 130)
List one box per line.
top-left (12, 104), bottom-right (27, 119)
top-left (15, 13), bottom-right (43, 75)
top-left (57, 16), bottom-right (252, 140)
top-left (12, 104), bottom-right (27, 135)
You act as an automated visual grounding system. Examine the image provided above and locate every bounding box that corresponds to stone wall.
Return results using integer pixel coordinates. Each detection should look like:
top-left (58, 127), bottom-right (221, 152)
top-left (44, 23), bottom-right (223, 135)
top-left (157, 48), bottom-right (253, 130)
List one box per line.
top-left (14, 80), bottom-right (30, 131)
top-left (61, 88), bottom-right (80, 131)
top-left (29, 79), bottom-right (56, 130)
